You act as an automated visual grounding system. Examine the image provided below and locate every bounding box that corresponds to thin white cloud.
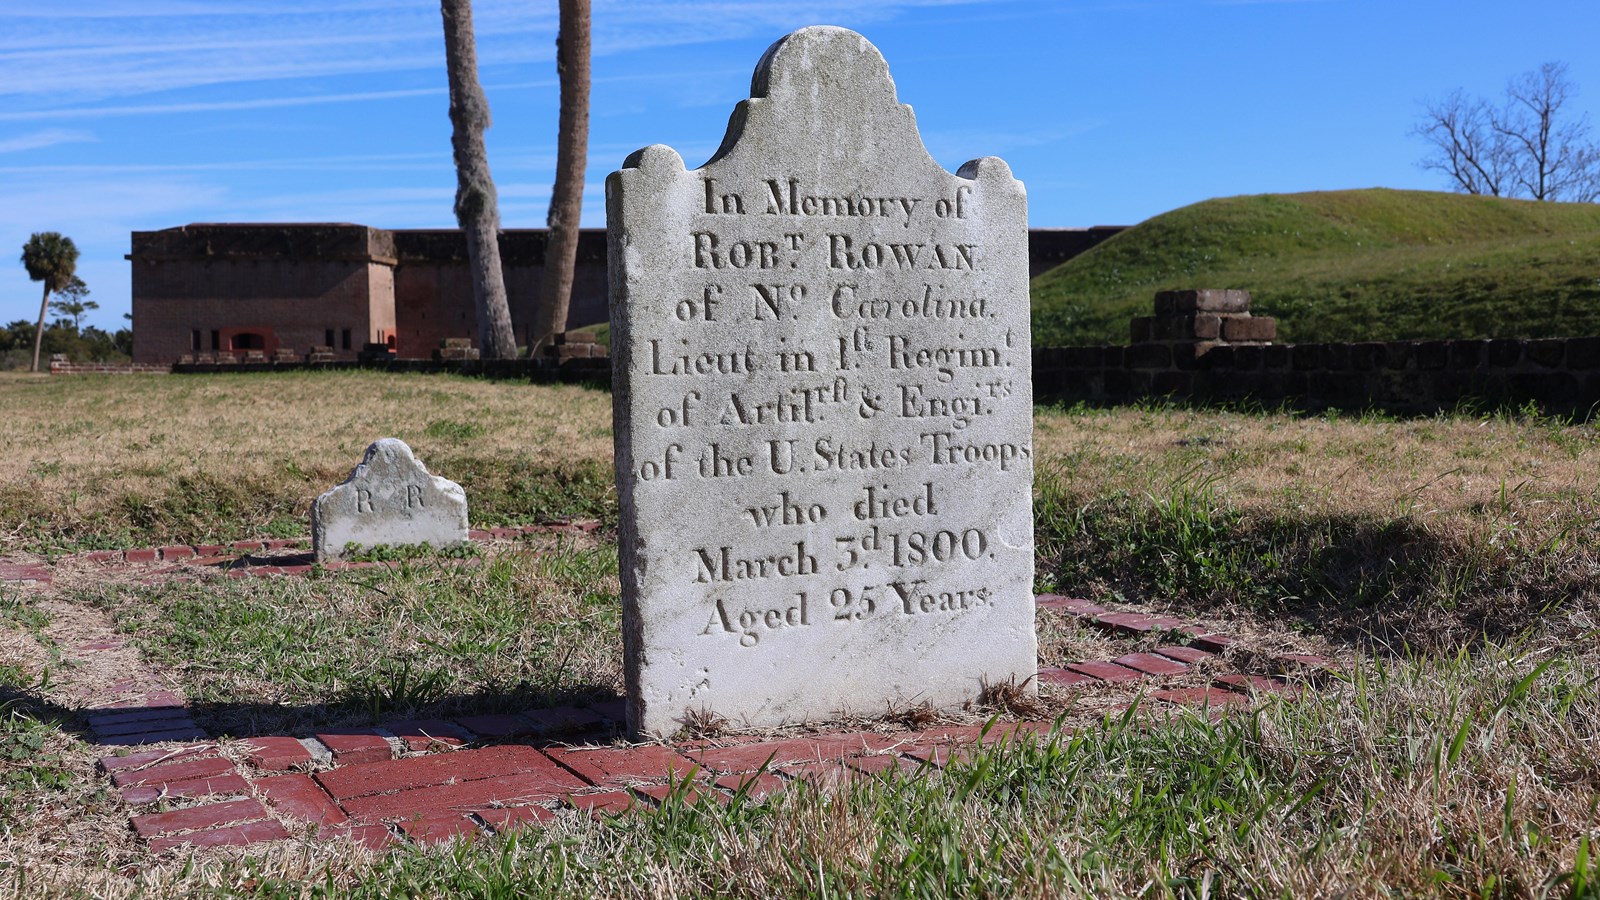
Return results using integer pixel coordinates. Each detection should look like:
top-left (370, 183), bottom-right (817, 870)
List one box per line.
top-left (0, 88), bottom-right (449, 123)
top-left (0, 128), bottom-right (98, 153)
top-left (1, 0), bottom-right (992, 110)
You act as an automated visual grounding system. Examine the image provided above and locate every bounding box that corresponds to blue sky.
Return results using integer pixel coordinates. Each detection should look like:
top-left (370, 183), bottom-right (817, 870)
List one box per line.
top-left (2, 0), bottom-right (1597, 329)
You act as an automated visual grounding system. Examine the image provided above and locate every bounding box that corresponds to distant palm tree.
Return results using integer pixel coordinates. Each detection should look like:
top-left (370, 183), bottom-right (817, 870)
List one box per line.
top-left (20, 232), bottom-right (79, 372)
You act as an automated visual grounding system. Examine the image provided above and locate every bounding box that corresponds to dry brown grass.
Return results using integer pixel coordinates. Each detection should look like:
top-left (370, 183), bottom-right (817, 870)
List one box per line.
top-left (1032, 402), bottom-right (1600, 541)
top-left (0, 371), bottom-right (613, 549)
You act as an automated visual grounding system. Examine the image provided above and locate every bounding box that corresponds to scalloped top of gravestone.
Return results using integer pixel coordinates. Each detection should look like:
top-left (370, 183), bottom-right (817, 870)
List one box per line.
top-left (311, 438), bottom-right (469, 561)
top-left (608, 26), bottom-right (1035, 737)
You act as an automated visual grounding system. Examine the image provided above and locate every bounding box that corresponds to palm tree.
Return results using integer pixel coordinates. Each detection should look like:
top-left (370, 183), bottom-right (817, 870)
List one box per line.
top-left (440, 0), bottom-right (517, 359)
top-left (20, 232), bottom-right (79, 372)
top-left (529, 0), bottom-right (591, 356)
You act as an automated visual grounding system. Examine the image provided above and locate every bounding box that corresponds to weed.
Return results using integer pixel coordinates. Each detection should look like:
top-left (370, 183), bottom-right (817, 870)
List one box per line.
top-left (344, 659), bottom-right (450, 721)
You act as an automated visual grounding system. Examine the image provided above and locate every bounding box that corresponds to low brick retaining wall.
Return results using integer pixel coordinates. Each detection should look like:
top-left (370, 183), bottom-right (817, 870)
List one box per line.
top-left (1036, 335), bottom-right (1600, 415)
top-left (1035, 291), bottom-right (1600, 415)
top-left (49, 356), bottom-right (171, 375)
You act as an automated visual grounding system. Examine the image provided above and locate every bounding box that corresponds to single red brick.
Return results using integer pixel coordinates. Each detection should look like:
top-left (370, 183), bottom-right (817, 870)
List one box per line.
top-left (545, 744), bottom-right (698, 786)
top-left (1035, 667), bottom-right (1095, 687)
top-left (468, 530), bottom-right (493, 542)
top-left (1090, 611), bottom-right (1156, 632)
top-left (714, 772), bottom-right (787, 799)
top-left (86, 706), bottom-right (187, 728)
top-left (230, 541), bottom-right (268, 553)
top-left (84, 550), bottom-right (124, 564)
top-left (588, 699), bottom-right (626, 722)
top-left (474, 805), bottom-right (555, 833)
top-left (1190, 633), bottom-right (1236, 653)
top-left (453, 713), bottom-right (534, 738)
top-left (893, 723), bottom-right (990, 747)
top-left (159, 545), bottom-right (195, 561)
top-left (1066, 660), bottom-right (1145, 682)
top-left (317, 745), bottom-right (569, 800)
top-left (275, 564), bottom-right (314, 576)
top-left (520, 706), bottom-right (606, 736)
top-left (257, 774), bottom-right (347, 826)
top-left (684, 731), bottom-right (896, 775)
top-left (148, 818), bottom-right (290, 852)
top-left (682, 740), bottom-right (813, 775)
top-left (99, 745), bottom-right (216, 774)
top-left (1154, 645), bottom-right (1214, 665)
top-left (397, 810), bottom-right (482, 845)
top-left (633, 782), bottom-right (721, 805)
top-left (845, 753), bottom-right (915, 776)
top-left (1113, 652), bottom-right (1189, 676)
top-left (384, 719), bottom-right (471, 751)
top-left (124, 549), bottom-right (159, 564)
top-left (94, 714), bottom-right (198, 738)
top-left (778, 759), bottom-right (858, 784)
top-left (1011, 720), bottom-right (1066, 741)
top-left (341, 772), bottom-right (579, 821)
top-left (262, 539), bottom-right (299, 551)
top-left (314, 729), bottom-right (392, 765)
top-left (243, 736), bottom-right (313, 771)
top-left (1273, 653), bottom-right (1335, 671)
top-left (191, 544), bottom-right (226, 557)
top-left (121, 773), bottom-right (249, 806)
top-left (112, 755), bottom-right (234, 787)
top-left (565, 790), bottom-right (636, 815)
top-left (319, 823), bottom-right (396, 851)
top-left (1151, 687), bottom-right (1249, 708)
top-left (1214, 674), bottom-right (1296, 695)
top-left (131, 798), bottom-right (268, 838)
top-left (1035, 595), bottom-right (1106, 616)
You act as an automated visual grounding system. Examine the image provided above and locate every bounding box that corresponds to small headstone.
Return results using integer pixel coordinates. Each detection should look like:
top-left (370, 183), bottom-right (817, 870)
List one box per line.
top-left (311, 439), bottom-right (469, 561)
top-left (608, 26), bottom-right (1035, 736)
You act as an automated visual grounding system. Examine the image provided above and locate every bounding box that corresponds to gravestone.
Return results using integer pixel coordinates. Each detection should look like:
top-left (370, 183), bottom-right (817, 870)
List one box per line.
top-left (311, 438), bottom-right (469, 561)
top-left (609, 26), bottom-right (1035, 737)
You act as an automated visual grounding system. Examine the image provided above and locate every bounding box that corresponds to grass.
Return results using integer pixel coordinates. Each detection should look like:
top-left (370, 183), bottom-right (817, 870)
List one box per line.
top-left (78, 544), bottom-right (624, 736)
top-left (1031, 188), bottom-right (1600, 346)
top-left (0, 374), bottom-right (1597, 896)
top-left (0, 371), bottom-right (615, 552)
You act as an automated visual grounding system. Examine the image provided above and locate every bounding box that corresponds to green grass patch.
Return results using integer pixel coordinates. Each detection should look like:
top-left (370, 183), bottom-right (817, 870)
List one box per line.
top-left (89, 547), bottom-right (622, 732)
top-left (1032, 188), bottom-right (1600, 345)
top-left (1034, 457), bottom-right (1600, 653)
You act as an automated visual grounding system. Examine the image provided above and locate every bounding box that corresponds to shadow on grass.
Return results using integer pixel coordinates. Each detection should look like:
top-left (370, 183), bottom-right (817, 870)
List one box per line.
top-left (2, 681), bottom-right (626, 748)
top-left (1039, 491), bottom-right (1599, 656)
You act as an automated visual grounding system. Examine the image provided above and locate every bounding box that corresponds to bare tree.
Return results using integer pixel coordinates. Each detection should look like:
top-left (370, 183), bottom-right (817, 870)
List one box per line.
top-left (1415, 89), bottom-right (1513, 197)
top-left (528, 0), bottom-right (591, 356)
top-left (1416, 62), bottom-right (1600, 203)
top-left (440, 0), bottom-right (517, 358)
top-left (1495, 63), bottom-right (1600, 202)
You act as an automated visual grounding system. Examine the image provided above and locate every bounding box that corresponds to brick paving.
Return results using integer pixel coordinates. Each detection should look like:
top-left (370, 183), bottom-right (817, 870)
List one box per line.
top-left (2, 546), bottom-right (1337, 855)
top-left (62, 590), bottom-right (1334, 853)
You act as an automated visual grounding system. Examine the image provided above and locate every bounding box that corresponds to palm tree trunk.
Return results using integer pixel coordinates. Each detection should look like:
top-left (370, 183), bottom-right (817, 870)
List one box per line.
top-left (440, 0), bottom-right (517, 359)
top-left (529, 0), bottom-right (591, 357)
top-left (30, 283), bottom-right (49, 373)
